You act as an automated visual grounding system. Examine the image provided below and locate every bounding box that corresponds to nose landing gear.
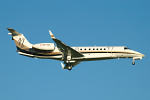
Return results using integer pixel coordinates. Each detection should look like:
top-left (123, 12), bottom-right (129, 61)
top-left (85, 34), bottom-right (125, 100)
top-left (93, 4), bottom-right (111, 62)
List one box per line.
top-left (132, 59), bottom-right (135, 65)
top-left (132, 61), bottom-right (135, 65)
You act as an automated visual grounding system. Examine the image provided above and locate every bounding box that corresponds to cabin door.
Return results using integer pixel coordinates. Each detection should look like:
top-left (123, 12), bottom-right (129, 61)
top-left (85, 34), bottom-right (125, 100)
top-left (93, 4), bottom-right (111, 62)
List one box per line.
top-left (111, 47), bottom-right (114, 58)
top-left (107, 47), bottom-right (112, 58)
top-left (108, 47), bottom-right (114, 58)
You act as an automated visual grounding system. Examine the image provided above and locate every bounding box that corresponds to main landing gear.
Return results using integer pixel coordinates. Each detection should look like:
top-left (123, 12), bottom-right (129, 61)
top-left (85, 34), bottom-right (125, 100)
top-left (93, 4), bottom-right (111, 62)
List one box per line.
top-left (68, 67), bottom-right (72, 71)
top-left (68, 63), bottom-right (73, 71)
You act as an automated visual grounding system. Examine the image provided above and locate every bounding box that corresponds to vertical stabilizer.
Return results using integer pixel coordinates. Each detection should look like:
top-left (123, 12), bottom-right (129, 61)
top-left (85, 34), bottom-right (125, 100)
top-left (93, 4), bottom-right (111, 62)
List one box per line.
top-left (7, 28), bottom-right (32, 50)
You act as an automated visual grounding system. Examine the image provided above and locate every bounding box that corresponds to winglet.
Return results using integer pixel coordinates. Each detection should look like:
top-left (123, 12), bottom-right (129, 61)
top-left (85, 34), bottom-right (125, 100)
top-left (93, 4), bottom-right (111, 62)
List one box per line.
top-left (49, 30), bottom-right (55, 39)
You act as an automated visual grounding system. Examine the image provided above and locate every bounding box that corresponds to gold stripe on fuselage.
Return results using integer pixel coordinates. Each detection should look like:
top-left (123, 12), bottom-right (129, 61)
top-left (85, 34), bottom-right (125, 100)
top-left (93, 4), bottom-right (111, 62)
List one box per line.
top-left (37, 52), bottom-right (62, 55)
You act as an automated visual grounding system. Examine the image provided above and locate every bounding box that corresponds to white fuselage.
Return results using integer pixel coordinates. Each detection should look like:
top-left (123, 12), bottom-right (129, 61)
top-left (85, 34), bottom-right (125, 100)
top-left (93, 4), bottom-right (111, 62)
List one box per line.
top-left (18, 46), bottom-right (144, 62)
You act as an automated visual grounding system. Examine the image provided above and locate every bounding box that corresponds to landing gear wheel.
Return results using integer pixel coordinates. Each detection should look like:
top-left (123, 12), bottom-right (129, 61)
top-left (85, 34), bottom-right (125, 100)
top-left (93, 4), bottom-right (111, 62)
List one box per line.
top-left (132, 62), bottom-right (135, 65)
top-left (68, 67), bottom-right (72, 71)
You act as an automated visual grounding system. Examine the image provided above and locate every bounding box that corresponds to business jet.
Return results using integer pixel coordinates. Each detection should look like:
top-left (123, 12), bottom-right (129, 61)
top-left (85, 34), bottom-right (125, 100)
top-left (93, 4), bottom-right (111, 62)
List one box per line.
top-left (7, 28), bottom-right (145, 70)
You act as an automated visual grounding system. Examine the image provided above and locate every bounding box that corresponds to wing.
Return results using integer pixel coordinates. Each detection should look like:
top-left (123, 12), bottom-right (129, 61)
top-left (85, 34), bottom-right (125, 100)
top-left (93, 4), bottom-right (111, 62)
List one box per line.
top-left (49, 30), bottom-right (84, 57)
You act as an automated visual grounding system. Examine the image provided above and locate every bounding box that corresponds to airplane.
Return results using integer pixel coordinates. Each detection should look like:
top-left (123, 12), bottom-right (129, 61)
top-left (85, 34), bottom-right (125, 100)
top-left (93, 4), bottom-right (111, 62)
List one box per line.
top-left (7, 28), bottom-right (145, 70)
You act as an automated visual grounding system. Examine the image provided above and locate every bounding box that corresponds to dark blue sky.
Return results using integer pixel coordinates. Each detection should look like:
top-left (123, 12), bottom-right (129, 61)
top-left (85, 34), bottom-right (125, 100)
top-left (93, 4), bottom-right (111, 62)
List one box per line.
top-left (0, 0), bottom-right (150, 100)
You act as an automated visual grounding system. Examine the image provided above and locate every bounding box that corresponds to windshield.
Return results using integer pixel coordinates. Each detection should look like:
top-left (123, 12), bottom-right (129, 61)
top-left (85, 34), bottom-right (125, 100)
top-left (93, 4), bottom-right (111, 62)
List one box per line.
top-left (124, 47), bottom-right (130, 50)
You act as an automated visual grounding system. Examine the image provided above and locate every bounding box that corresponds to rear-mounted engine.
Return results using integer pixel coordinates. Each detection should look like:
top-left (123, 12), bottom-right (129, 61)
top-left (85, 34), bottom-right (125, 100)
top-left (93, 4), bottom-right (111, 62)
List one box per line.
top-left (32, 43), bottom-right (55, 52)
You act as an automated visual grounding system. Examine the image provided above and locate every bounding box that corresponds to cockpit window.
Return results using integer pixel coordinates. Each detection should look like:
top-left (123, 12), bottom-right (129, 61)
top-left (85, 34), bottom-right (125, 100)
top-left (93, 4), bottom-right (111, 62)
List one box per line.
top-left (124, 47), bottom-right (130, 50)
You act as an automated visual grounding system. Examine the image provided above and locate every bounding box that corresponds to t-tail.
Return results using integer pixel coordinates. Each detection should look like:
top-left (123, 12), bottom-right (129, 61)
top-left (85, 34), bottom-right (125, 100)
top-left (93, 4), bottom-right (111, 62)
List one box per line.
top-left (7, 28), bottom-right (32, 51)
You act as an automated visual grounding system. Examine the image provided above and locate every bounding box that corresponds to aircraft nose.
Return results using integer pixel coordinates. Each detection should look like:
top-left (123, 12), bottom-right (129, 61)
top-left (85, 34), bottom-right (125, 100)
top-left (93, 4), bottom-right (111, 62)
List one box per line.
top-left (141, 54), bottom-right (145, 57)
top-left (135, 51), bottom-right (145, 57)
top-left (138, 52), bottom-right (145, 57)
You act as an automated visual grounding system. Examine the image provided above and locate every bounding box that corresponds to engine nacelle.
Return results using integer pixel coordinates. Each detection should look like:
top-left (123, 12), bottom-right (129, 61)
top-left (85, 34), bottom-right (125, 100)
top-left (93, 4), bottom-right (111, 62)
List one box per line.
top-left (32, 43), bottom-right (55, 51)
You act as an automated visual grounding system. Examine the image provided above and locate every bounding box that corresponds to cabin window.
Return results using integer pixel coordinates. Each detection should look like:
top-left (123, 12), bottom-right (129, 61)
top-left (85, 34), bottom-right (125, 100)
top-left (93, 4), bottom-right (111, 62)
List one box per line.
top-left (104, 48), bottom-right (106, 50)
top-left (93, 48), bottom-right (95, 50)
top-left (80, 48), bottom-right (82, 50)
top-left (89, 48), bottom-right (91, 50)
top-left (85, 48), bottom-right (86, 50)
top-left (100, 48), bottom-right (102, 50)
top-left (97, 48), bottom-right (99, 50)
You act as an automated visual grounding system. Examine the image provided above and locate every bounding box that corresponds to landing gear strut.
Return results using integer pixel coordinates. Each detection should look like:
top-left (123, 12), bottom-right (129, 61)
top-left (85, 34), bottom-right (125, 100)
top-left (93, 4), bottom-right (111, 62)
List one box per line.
top-left (132, 61), bottom-right (135, 65)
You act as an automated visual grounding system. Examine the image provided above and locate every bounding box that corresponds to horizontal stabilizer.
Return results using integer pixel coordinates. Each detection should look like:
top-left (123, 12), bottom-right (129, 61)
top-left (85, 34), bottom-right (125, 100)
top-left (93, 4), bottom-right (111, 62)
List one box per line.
top-left (7, 28), bottom-right (22, 36)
